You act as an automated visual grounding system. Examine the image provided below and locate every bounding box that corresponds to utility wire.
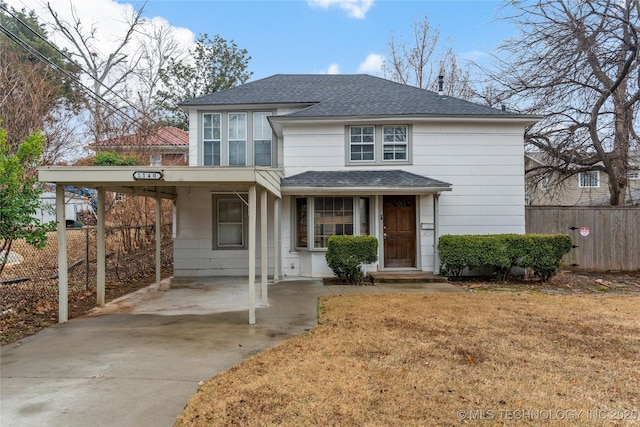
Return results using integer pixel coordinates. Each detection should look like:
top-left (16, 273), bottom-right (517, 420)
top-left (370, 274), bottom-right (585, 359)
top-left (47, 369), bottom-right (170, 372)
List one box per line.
top-left (0, 4), bottom-right (187, 151)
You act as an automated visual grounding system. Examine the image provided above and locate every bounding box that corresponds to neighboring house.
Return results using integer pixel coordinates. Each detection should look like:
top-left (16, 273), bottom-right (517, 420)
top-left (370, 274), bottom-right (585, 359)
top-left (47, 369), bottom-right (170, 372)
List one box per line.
top-left (35, 186), bottom-right (95, 225)
top-left (525, 151), bottom-right (640, 206)
top-left (39, 74), bottom-right (538, 323)
top-left (90, 126), bottom-right (189, 166)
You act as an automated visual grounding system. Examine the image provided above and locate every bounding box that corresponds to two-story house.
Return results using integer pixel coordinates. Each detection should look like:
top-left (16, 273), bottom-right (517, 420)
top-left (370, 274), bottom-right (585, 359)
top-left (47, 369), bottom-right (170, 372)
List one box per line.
top-left (39, 74), bottom-right (538, 323)
top-left (177, 74), bottom-right (538, 278)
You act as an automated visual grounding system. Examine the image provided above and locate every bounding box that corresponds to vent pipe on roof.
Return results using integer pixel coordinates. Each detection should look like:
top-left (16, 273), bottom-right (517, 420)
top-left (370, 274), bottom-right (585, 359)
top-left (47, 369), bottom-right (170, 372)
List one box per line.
top-left (437, 75), bottom-right (444, 96)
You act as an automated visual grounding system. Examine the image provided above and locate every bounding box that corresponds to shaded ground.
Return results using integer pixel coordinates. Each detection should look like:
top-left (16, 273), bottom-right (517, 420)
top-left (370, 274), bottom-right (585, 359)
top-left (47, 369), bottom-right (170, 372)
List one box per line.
top-left (0, 267), bottom-right (172, 344)
top-left (175, 291), bottom-right (640, 426)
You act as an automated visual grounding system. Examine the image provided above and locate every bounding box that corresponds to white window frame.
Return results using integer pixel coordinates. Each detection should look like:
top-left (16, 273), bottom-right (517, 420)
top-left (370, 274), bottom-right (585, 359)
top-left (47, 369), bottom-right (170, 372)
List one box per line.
top-left (212, 194), bottom-right (248, 250)
top-left (540, 173), bottom-right (550, 190)
top-left (228, 112), bottom-right (247, 166)
top-left (382, 126), bottom-right (408, 161)
top-left (203, 113), bottom-right (222, 166)
top-left (349, 126), bottom-right (375, 162)
top-left (578, 171), bottom-right (600, 188)
top-left (253, 112), bottom-right (273, 166)
top-left (346, 125), bottom-right (411, 165)
top-left (627, 171), bottom-right (639, 180)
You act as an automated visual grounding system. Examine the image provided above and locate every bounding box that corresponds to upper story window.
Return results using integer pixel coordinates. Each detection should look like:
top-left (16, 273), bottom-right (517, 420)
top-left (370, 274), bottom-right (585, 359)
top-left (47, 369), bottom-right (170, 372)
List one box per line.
top-left (228, 113), bottom-right (247, 166)
top-left (540, 173), bottom-right (550, 190)
top-left (382, 126), bottom-right (407, 161)
top-left (253, 112), bottom-right (272, 166)
top-left (201, 111), bottom-right (275, 167)
top-left (579, 171), bottom-right (599, 188)
top-left (350, 126), bottom-right (375, 162)
top-left (627, 171), bottom-right (639, 180)
top-left (203, 113), bottom-right (221, 166)
top-left (346, 125), bottom-right (411, 165)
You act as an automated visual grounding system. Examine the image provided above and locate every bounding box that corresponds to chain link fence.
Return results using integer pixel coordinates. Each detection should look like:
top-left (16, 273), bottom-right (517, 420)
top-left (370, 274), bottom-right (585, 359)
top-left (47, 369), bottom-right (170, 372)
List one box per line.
top-left (1, 224), bottom-right (173, 326)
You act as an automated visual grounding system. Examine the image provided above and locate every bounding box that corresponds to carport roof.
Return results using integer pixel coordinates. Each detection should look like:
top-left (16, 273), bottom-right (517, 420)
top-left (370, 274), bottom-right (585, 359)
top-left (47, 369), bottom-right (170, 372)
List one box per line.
top-left (37, 166), bottom-right (284, 199)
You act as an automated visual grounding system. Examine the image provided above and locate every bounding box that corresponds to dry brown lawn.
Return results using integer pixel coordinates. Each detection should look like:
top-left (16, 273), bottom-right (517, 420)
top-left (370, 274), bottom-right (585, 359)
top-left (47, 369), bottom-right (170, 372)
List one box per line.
top-left (176, 293), bottom-right (640, 426)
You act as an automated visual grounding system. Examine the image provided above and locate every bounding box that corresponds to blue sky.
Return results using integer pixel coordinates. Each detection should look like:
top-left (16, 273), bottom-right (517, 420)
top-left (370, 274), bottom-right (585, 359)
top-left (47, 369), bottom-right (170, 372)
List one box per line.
top-left (136, 0), bottom-right (511, 81)
top-left (7, 0), bottom-right (513, 83)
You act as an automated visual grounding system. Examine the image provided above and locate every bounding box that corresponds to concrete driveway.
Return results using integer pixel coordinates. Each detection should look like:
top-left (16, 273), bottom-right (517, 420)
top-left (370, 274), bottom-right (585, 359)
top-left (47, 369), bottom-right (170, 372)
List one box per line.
top-left (1, 277), bottom-right (460, 427)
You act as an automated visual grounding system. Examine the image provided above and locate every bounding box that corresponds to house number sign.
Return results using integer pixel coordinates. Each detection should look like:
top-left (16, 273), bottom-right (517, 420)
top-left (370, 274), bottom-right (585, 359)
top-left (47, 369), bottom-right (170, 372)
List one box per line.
top-left (133, 171), bottom-right (163, 180)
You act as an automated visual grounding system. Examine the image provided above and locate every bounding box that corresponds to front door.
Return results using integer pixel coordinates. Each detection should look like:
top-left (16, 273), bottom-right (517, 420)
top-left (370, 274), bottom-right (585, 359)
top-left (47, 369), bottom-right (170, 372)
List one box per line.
top-left (383, 195), bottom-right (416, 268)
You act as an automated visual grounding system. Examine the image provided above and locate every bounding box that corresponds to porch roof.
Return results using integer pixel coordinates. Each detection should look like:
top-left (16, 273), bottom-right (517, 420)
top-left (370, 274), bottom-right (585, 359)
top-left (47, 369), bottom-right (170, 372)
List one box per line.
top-left (281, 170), bottom-right (452, 194)
top-left (37, 166), bottom-right (284, 199)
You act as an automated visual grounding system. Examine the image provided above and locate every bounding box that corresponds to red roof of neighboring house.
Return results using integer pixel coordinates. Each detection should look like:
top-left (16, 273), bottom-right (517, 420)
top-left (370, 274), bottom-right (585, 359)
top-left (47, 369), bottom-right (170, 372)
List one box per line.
top-left (90, 127), bottom-right (188, 149)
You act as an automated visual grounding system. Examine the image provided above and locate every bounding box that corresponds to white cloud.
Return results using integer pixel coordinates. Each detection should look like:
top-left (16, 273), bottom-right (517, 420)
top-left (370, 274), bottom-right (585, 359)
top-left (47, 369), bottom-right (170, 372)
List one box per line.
top-left (5, 0), bottom-right (194, 62)
top-left (358, 53), bottom-right (384, 74)
top-left (325, 63), bottom-right (341, 74)
top-left (307, 0), bottom-right (374, 19)
top-left (460, 50), bottom-right (490, 63)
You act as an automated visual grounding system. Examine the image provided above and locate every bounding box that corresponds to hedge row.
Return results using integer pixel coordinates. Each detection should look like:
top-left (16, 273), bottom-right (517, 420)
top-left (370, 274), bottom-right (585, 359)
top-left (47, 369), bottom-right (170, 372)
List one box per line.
top-left (438, 234), bottom-right (572, 282)
top-left (326, 235), bottom-right (378, 285)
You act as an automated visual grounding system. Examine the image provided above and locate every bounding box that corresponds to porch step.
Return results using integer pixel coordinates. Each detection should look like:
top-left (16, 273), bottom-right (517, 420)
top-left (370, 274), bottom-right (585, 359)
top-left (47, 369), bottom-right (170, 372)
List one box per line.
top-left (369, 271), bottom-right (447, 284)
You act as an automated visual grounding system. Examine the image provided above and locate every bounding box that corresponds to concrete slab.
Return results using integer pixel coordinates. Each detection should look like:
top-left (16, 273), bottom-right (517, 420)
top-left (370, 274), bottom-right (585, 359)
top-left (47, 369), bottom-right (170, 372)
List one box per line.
top-left (1, 279), bottom-right (328, 427)
top-left (1, 277), bottom-right (463, 427)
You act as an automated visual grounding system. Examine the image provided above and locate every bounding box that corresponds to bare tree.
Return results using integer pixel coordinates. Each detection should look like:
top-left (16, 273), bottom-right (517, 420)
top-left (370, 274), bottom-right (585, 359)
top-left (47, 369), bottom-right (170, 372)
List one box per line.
top-left (0, 4), bottom-right (82, 163)
top-left (493, 0), bottom-right (640, 205)
top-left (131, 21), bottom-right (184, 130)
top-left (382, 15), bottom-right (475, 99)
top-left (46, 2), bottom-right (145, 141)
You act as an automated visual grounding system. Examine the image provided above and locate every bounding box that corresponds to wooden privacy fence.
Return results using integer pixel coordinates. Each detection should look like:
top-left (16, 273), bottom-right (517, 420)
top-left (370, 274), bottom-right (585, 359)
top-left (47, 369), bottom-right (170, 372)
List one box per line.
top-left (525, 206), bottom-right (639, 272)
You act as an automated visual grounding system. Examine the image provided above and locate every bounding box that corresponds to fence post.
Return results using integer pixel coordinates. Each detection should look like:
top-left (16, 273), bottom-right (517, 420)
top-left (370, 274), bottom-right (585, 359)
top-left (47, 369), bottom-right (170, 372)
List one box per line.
top-left (85, 227), bottom-right (89, 290)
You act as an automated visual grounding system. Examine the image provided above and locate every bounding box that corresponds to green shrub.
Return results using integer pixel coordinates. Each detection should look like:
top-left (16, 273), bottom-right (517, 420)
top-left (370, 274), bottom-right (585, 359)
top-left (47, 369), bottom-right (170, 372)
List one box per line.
top-left (519, 234), bottom-right (573, 282)
top-left (92, 152), bottom-right (139, 166)
top-left (326, 235), bottom-right (378, 285)
top-left (438, 233), bottom-right (572, 282)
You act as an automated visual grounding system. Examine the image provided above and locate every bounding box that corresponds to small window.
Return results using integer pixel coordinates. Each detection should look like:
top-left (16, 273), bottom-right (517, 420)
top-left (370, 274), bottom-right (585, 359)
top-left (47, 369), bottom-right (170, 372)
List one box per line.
top-left (627, 171), bottom-right (639, 180)
top-left (540, 173), bottom-right (550, 190)
top-left (228, 113), bottom-right (246, 166)
top-left (253, 112), bottom-right (272, 166)
top-left (350, 126), bottom-right (375, 162)
top-left (579, 171), bottom-right (599, 188)
top-left (296, 198), bottom-right (308, 248)
top-left (203, 113), bottom-right (221, 166)
top-left (382, 126), bottom-right (407, 161)
top-left (213, 194), bottom-right (247, 249)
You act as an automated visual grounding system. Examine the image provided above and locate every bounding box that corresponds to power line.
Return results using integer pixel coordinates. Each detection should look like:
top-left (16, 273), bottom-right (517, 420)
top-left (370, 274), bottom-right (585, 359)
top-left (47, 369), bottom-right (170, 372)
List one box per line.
top-left (0, 4), bottom-right (186, 151)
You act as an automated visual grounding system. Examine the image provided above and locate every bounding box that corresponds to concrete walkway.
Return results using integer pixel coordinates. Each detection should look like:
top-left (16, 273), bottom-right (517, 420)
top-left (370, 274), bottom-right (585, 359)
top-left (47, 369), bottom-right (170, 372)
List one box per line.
top-left (1, 277), bottom-right (460, 427)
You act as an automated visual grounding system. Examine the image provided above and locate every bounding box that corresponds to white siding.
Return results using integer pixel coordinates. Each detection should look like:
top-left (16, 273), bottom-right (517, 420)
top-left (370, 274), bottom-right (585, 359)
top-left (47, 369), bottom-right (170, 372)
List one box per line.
top-left (180, 107), bottom-right (527, 277)
top-left (173, 187), bottom-right (276, 277)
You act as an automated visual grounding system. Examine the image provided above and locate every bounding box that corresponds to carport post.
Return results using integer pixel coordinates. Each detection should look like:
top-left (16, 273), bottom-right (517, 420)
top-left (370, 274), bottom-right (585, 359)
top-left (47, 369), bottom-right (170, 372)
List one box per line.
top-left (97, 187), bottom-right (105, 307)
top-left (248, 185), bottom-right (256, 324)
top-left (56, 184), bottom-right (68, 323)
top-left (260, 188), bottom-right (268, 306)
top-left (273, 197), bottom-right (280, 284)
top-left (155, 195), bottom-right (161, 285)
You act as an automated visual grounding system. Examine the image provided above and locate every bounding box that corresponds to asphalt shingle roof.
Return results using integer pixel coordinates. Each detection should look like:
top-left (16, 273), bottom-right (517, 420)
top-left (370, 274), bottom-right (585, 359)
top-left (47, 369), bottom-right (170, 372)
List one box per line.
top-left (90, 127), bottom-right (188, 148)
top-left (180, 74), bottom-right (518, 118)
top-left (282, 170), bottom-right (451, 189)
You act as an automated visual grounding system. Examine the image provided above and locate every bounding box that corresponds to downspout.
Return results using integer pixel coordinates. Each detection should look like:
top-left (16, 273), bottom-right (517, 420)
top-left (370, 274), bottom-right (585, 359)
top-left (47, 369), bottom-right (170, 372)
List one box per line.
top-left (433, 193), bottom-right (440, 275)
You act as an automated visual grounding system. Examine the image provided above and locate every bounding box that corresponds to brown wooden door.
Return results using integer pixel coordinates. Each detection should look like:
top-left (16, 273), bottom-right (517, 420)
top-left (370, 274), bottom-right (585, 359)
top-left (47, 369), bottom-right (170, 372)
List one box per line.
top-left (383, 195), bottom-right (416, 268)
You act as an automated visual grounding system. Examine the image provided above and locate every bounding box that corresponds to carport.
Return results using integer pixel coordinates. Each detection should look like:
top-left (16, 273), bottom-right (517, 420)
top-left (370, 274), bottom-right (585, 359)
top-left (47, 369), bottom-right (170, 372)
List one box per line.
top-left (38, 165), bottom-right (283, 325)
